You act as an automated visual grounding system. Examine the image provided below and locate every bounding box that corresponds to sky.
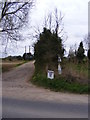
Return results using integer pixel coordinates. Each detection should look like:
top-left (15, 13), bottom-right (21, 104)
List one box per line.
top-left (1, 0), bottom-right (89, 57)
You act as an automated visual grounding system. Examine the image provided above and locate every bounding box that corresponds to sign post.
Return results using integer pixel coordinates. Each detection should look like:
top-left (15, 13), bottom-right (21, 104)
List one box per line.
top-left (58, 64), bottom-right (61, 74)
top-left (47, 70), bottom-right (54, 79)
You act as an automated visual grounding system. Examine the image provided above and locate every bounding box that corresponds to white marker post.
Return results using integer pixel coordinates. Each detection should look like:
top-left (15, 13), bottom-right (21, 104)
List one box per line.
top-left (58, 56), bottom-right (62, 74)
top-left (58, 64), bottom-right (61, 74)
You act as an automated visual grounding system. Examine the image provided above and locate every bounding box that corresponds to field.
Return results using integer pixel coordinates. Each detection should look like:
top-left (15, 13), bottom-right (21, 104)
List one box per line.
top-left (0, 60), bottom-right (27, 73)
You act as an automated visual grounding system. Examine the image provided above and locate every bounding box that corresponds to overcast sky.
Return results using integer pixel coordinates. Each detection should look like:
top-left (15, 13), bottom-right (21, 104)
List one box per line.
top-left (1, 0), bottom-right (89, 57)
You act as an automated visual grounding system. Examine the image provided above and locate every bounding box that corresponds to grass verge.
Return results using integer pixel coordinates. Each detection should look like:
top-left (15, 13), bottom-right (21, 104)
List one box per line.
top-left (31, 73), bottom-right (89, 94)
top-left (15, 61), bottom-right (28, 67)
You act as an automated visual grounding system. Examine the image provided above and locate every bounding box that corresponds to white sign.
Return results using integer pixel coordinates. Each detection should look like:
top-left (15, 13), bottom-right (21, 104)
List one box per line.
top-left (58, 64), bottom-right (62, 74)
top-left (47, 70), bottom-right (54, 79)
top-left (58, 56), bottom-right (61, 62)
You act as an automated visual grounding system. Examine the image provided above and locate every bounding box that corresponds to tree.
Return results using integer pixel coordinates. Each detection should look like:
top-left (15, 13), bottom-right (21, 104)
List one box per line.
top-left (34, 28), bottom-right (65, 74)
top-left (88, 49), bottom-right (90, 60)
top-left (33, 8), bottom-right (67, 43)
top-left (68, 43), bottom-right (78, 63)
top-left (0, 0), bottom-right (34, 44)
top-left (45, 8), bottom-right (66, 38)
top-left (33, 8), bottom-right (66, 75)
top-left (83, 34), bottom-right (90, 50)
top-left (68, 46), bottom-right (75, 61)
top-left (76, 42), bottom-right (85, 62)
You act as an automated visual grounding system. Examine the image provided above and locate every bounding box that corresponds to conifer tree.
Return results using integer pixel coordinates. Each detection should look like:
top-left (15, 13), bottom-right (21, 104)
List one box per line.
top-left (34, 27), bottom-right (65, 73)
top-left (76, 42), bottom-right (85, 62)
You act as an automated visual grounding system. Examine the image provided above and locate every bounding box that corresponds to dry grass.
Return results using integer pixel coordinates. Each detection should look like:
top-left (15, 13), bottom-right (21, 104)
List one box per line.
top-left (62, 61), bottom-right (88, 85)
top-left (1, 60), bottom-right (26, 73)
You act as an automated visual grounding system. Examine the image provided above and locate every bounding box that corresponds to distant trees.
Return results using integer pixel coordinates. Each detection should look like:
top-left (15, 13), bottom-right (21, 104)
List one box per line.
top-left (76, 42), bottom-right (85, 62)
top-left (3, 55), bottom-right (23, 61)
top-left (68, 46), bottom-right (75, 62)
top-left (23, 52), bottom-right (33, 60)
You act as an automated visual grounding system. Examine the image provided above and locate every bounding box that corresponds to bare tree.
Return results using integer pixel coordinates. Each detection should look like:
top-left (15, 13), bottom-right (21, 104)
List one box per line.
top-left (0, 0), bottom-right (34, 44)
top-left (83, 34), bottom-right (90, 50)
top-left (33, 8), bottom-right (67, 42)
top-left (43, 8), bottom-right (65, 36)
top-left (68, 46), bottom-right (75, 59)
top-left (54, 8), bottom-right (64, 36)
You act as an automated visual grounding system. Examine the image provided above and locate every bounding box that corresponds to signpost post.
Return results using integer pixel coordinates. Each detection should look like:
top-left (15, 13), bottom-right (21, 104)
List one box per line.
top-left (47, 55), bottom-right (62, 79)
top-left (58, 56), bottom-right (62, 74)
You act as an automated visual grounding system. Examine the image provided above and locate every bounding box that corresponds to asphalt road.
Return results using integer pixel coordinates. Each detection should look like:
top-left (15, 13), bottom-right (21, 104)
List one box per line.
top-left (2, 97), bottom-right (88, 118)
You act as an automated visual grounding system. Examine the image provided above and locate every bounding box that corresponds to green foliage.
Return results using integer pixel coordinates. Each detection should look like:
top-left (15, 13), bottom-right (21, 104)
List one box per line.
top-left (23, 53), bottom-right (34, 60)
top-left (34, 27), bottom-right (65, 73)
top-left (76, 42), bottom-right (85, 62)
top-left (31, 74), bottom-right (89, 94)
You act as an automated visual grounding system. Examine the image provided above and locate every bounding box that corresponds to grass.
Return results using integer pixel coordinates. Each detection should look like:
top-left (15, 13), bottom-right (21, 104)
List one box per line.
top-left (61, 61), bottom-right (88, 85)
top-left (31, 73), bottom-right (89, 94)
top-left (15, 61), bottom-right (27, 67)
top-left (31, 60), bottom-right (89, 94)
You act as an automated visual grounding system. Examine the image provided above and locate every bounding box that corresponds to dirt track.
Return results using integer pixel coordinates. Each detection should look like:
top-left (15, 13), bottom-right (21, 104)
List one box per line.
top-left (2, 61), bottom-right (88, 104)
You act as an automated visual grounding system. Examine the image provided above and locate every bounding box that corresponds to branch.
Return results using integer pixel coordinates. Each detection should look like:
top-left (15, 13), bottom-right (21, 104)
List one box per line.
top-left (0, 27), bottom-right (21, 32)
top-left (5, 2), bottom-right (28, 16)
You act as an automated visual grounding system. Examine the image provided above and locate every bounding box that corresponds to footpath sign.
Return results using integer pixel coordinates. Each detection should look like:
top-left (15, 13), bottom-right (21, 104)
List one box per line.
top-left (47, 70), bottom-right (54, 79)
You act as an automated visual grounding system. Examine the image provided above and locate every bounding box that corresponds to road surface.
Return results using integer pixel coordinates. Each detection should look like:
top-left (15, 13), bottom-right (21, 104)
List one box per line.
top-left (3, 97), bottom-right (88, 118)
top-left (1, 61), bottom-right (88, 118)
